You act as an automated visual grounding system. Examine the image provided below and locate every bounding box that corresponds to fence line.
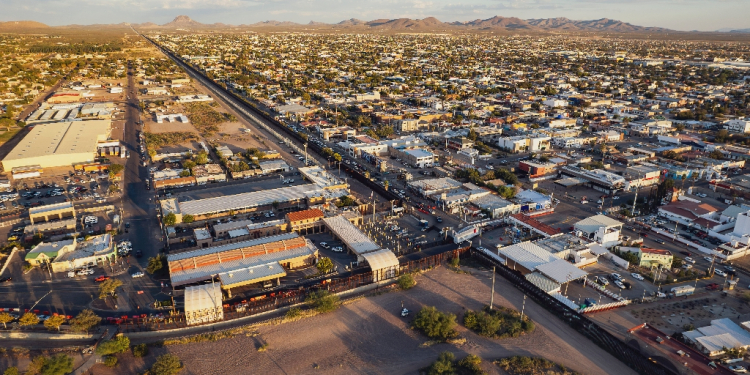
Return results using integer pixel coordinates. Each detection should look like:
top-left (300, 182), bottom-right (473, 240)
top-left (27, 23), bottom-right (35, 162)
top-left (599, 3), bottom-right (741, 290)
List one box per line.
top-left (471, 248), bottom-right (677, 375)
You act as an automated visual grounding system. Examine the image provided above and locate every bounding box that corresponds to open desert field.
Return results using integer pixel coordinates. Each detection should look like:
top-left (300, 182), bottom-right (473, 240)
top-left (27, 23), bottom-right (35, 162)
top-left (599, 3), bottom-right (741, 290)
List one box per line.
top-left (85, 265), bottom-right (635, 375)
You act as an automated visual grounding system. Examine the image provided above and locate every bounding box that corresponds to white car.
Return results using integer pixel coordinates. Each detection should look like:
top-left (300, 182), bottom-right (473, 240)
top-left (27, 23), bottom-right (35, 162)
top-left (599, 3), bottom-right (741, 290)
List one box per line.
top-left (631, 273), bottom-right (645, 281)
top-left (131, 272), bottom-right (144, 278)
top-left (77, 269), bottom-right (94, 276)
top-left (613, 196), bottom-right (620, 200)
top-left (614, 280), bottom-right (626, 289)
top-left (704, 256), bottom-right (713, 262)
top-left (685, 257), bottom-right (696, 264)
top-left (715, 269), bottom-right (727, 277)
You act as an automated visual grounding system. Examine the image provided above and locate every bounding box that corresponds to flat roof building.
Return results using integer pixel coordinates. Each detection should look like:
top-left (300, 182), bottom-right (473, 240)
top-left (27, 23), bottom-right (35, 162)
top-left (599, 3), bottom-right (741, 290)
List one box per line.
top-left (2, 120), bottom-right (111, 170)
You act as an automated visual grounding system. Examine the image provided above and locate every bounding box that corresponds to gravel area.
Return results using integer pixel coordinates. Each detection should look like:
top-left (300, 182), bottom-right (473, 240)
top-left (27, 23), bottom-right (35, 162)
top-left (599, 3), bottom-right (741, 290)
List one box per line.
top-left (88, 266), bottom-right (637, 375)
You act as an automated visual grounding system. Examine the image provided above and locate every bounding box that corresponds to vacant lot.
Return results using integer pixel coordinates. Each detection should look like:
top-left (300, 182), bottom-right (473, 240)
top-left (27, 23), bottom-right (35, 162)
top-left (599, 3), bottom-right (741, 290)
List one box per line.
top-left (89, 266), bottom-right (636, 375)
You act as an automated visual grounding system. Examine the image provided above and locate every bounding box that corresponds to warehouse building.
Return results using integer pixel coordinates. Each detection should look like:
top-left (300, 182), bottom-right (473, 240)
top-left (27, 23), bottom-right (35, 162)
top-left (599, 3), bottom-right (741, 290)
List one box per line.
top-left (683, 318), bottom-right (750, 356)
top-left (2, 120), bottom-right (111, 170)
top-left (167, 233), bottom-right (318, 296)
top-left (160, 182), bottom-right (348, 224)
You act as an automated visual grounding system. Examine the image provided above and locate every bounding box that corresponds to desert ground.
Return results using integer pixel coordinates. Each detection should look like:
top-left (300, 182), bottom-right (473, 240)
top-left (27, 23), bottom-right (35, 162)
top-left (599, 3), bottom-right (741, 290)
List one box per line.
top-left (76, 265), bottom-right (636, 375)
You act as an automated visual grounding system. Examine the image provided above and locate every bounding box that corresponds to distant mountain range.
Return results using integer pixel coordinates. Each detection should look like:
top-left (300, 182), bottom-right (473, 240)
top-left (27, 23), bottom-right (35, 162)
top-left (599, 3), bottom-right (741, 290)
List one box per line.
top-left (1, 15), bottom-right (747, 34)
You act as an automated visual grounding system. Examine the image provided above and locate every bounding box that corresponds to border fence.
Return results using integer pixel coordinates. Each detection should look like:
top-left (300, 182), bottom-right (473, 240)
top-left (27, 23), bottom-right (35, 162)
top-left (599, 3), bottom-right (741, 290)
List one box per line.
top-left (117, 247), bottom-right (468, 333)
top-left (472, 249), bottom-right (678, 375)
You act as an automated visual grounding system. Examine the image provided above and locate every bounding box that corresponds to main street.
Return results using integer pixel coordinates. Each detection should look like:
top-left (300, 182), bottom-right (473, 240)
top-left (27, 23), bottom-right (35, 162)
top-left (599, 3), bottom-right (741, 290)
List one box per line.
top-left (0, 63), bottom-right (165, 318)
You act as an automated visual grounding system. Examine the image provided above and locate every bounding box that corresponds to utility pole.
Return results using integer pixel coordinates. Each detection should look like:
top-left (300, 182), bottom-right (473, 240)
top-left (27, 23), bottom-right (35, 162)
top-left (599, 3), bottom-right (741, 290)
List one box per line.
top-left (520, 295), bottom-right (527, 320)
top-left (490, 266), bottom-right (496, 310)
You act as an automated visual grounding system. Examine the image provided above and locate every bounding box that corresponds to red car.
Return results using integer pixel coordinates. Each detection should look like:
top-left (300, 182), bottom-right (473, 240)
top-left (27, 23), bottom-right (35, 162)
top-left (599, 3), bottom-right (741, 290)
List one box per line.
top-left (94, 276), bottom-right (110, 283)
top-left (706, 283), bottom-right (720, 290)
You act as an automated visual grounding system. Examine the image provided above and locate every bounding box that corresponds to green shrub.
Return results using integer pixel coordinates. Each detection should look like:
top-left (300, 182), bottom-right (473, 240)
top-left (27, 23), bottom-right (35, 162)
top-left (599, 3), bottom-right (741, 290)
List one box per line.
top-left (458, 354), bottom-right (485, 375)
top-left (285, 307), bottom-right (302, 320)
top-left (132, 343), bottom-right (149, 358)
top-left (463, 306), bottom-right (534, 339)
top-left (398, 274), bottom-right (416, 290)
top-left (103, 356), bottom-right (118, 368)
top-left (96, 335), bottom-right (130, 355)
top-left (305, 290), bottom-right (340, 313)
top-left (495, 356), bottom-right (579, 375)
top-left (149, 354), bottom-right (183, 375)
top-left (413, 306), bottom-right (458, 341)
top-left (427, 352), bottom-right (455, 375)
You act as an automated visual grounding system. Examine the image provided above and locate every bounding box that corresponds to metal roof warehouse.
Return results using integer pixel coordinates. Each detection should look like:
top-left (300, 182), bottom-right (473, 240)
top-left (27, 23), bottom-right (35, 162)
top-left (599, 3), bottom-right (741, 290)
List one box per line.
top-left (174, 184), bottom-right (347, 217)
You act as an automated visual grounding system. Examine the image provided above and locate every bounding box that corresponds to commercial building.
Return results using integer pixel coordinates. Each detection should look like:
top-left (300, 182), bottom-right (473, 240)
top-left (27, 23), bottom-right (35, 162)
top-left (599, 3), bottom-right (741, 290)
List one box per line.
top-left (560, 166), bottom-right (626, 194)
top-left (28, 202), bottom-right (76, 224)
top-left (498, 135), bottom-right (551, 153)
top-left (727, 119), bottom-right (750, 134)
top-left (408, 177), bottom-right (463, 197)
top-left (683, 318), bottom-right (750, 356)
top-left (658, 200), bottom-right (720, 227)
top-left (391, 148), bottom-right (434, 168)
top-left (496, 241), bottom-right (587, 286)
top-left (192, 164), bottom-right (226, 184)
top-left (25, 239), bottom-right (76, 266)
top-left (286, 208), bottom-right (325, 235)
top-left (637, 248), bottom-right (673, 268)
top-left (574, 215), bottom-right (623, 247)
top-left (2, 120), bottom-right (111, 170)
top-left (50, 234), bottom-right (115, 273)
top-left (184, 283), bottom-right (224, 326)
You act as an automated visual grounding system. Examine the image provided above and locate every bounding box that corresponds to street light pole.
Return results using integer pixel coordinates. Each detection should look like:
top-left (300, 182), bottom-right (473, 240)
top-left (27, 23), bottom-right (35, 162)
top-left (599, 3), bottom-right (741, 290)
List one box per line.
top-left (490, 266), bottom-right (496, 310)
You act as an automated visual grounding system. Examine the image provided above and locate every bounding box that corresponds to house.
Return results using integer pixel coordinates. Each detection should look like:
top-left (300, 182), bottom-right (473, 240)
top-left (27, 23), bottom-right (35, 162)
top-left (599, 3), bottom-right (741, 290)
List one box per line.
top-left (447, 137), bottom-right (474, 151)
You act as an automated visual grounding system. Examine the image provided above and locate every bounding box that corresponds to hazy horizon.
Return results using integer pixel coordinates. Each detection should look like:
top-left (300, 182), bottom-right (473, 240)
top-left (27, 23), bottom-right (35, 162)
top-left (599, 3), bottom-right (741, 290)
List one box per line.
top-left (2, 0), bottom-right (749, 32)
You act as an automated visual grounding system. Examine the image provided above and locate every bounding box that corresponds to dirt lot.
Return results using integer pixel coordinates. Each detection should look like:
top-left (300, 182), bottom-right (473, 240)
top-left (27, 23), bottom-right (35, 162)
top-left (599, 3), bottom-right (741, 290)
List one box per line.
top-left (86, 266), bottom-right (635, 375)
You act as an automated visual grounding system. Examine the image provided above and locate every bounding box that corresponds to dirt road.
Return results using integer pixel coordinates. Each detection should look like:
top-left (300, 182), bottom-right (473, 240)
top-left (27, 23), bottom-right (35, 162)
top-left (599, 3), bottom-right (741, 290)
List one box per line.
top-left (87, 266), bottom-right (637, 375)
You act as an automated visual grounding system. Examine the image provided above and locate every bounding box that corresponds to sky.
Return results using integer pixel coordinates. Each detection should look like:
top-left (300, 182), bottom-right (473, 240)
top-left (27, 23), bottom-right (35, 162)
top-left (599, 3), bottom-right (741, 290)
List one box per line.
top-left (2, 0), bottom-right (749, 31)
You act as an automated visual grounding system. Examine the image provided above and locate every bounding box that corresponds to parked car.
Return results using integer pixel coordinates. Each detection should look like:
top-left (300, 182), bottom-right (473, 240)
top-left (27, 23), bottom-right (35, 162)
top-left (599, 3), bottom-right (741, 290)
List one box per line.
top-left (715, 269), bottom-right (727, 277)
top-left (131, 272), bottom-right (144, 278)
top-left (631, 273), bottom-right (645, 281)
top-left (597, 276), bottom-right (609, 286)
top-left (729, 365), bottom-right (747, 373)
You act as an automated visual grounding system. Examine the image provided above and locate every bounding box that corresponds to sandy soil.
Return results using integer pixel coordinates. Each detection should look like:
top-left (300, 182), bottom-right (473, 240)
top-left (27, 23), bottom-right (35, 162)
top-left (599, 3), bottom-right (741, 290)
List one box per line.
top-left (145, 118), bottom-right (199, 134)
top-left (86, 266), bottom-right (635, 375)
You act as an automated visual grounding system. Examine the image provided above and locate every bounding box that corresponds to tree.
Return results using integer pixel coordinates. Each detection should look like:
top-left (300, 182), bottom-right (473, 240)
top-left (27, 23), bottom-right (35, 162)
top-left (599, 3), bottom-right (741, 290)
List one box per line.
top-left (182, 214), bottom-right (195, 224)
top-left (305, 290), bottom-right (340, 313)
top-left (108, 164), bottom-right (124, 179)
top-left (98, 278), bottom-right (123, 299)
top-left (316, 257), bottom-right (334, 275)
top-left (384, 180), bottom-right (389, 191)
top-left (709, 150), bottom-right (724, 160)
top-left (69, 309), bottom-right (101, 332)
top-left (96, 335), bottom-right (130, 355)
top-left (715, 129), bottom-right (729, 143)
top-left (195, 150), bottom-right (209, 165)
top-left (40, 354), bottom-right (73, 375)
top-left (3, 367), bottom-right (18, 375)
top-left (183, 160), bottom-right (196, 170)
top-left (427, 352), bottom-right (455, 375)
top-left (19, 312), bottom-right (39, 327)
top-left (333, 153), bottom-right (342, 163)
top-left (413, 306), bottom-right (458, 341)
top-left (0, 312), bottom-right (13, 329)
top-left (146, 254), bottom-right (166, 274)
top-left (149, 354), bottom-right (183, 375)
top-left (179, 170), bottom-right (191, 177)
top-left (163, 212), bottom-right (177, 226)
top-left (43, 315), bottom-right (66, 331)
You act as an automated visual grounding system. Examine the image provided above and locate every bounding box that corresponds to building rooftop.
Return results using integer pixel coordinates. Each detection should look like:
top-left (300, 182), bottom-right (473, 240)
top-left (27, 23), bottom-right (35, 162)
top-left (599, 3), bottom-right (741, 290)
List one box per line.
top-left (184, 283), bottom-right (223, 313)
top-left (4, 120), bottom-right (110, 163)
top-left (640, 247), bottom-right (672, 256)
top-left (287, 208), bottom-right (325, 223)
top-left (28, 201), bottom-right (74, 216)
top-left (322, 214), bottom-right (380, 256)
